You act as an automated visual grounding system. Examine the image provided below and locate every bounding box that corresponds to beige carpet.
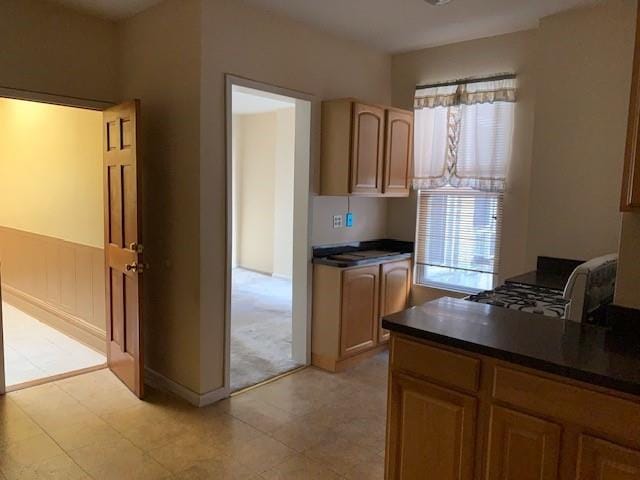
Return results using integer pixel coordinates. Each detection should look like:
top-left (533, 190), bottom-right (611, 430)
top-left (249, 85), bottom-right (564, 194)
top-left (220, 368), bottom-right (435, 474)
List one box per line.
top-left (230, 268), bottom-right (303, 391)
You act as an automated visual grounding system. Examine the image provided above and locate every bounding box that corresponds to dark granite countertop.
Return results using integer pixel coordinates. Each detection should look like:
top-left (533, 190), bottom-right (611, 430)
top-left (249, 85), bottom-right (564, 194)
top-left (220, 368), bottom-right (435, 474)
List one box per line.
top-left (382, 297), bottom-right (640, 396)
top-left (313, 252), bottom-right (412, 268)
top-left (312, 239), bottom-right (413, 268)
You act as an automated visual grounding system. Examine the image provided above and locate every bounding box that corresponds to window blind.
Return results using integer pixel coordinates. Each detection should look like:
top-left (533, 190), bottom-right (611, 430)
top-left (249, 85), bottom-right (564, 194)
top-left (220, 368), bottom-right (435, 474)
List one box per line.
top-left (416, 189), bottom-right (503, 292)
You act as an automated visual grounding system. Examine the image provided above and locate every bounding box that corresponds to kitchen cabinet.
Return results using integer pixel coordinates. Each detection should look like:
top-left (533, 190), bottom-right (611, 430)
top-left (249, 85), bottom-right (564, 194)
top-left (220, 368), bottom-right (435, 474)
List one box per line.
top-left (320, 99), bottom-right (413, 197)
top-left (576, 435), bottom-right (640, 480)
top-left (340, 265), bottom-right (379, 357)
top-left (622, 4), bottom-right (640, 211)
top-left (385, 335), bottom-right (640, 480)
top-left (311, 258), bottom-right (411, 372)
top-left (383, 109), bottom-right (413, 197)
top-left (386, 372), bottom-right (477, 480)
top-left (378, 259), bottom-right (411, 343)
top-left (485, 406), bottom-right (561, 480)
top-left (350, 103), bottom-right (385, 195)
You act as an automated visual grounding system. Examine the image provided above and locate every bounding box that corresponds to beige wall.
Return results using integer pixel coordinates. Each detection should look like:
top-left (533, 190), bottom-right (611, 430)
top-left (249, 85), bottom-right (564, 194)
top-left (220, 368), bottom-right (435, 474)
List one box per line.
top-left (272, 108), bottom-right (296, 279)
top-left (235, 112), bottom-right (277, 274)
top-left (389, 29), bottom-right (537, 300)
top-left (390, 0), bottom-right (636, 305)
top-left (234, 108), bottom-right (296, 276)
top-left (199, 0), bottom-right (392, 393)
top-left (0, 0), bottom-right (118, 102)
top-left (119, 0), bottom-right (203, 393)
top-left (615, 213), bottom-right (640, 309)
top-left (311, 197), bottom-right (389, 245)
top-left (0, 98), bottom-right (103, 248)
top-left (527, 0), bottom-right (635, 263)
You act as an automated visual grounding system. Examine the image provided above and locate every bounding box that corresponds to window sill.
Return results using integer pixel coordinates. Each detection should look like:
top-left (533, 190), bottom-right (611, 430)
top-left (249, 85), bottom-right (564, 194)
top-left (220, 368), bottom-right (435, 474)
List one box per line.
top-left (413, 281), bottom-right (483, 296)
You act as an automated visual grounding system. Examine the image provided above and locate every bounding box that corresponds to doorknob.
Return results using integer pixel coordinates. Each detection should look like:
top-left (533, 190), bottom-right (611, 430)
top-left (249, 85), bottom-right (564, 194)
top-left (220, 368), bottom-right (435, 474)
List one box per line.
top-left (126, 262), bottom-right (145, 273)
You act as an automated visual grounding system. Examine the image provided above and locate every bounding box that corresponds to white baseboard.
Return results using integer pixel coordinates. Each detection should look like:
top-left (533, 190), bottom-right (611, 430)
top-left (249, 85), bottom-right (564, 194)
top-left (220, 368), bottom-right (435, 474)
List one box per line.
top-left (272, 273), bottom-right (293, 281)
top-left (144, 367), bottom-right (228, 407)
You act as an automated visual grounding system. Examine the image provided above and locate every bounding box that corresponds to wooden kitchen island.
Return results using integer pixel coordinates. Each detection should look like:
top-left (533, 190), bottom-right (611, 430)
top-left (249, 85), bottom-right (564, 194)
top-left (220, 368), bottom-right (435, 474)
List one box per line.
top-left (382, 297), bottom-right (640, 480)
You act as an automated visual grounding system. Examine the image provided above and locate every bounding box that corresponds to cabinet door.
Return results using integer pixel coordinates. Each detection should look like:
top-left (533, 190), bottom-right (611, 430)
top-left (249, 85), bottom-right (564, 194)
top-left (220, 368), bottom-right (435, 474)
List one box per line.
top-left (486, 406), bottom-right (561, 480)
top-left (621, 5), bottom-right (640, 211)
top-left (383, 109), bottom-right (413, 197)
top-left (386, 372), bottom-right (477, 480)
top-left (378, 259), bottom-right (411, 343)
top-left (350, 103), bottom-right (385, 195)
top-left (340, 265), bottom-right (379, 358)
top-left (577, 435), bottom-right (640, 480)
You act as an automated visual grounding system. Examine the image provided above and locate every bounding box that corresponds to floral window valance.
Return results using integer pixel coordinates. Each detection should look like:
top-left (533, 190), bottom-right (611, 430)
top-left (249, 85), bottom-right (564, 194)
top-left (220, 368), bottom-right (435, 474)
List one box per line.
top-left (413, 76), bottom-right (517, 193)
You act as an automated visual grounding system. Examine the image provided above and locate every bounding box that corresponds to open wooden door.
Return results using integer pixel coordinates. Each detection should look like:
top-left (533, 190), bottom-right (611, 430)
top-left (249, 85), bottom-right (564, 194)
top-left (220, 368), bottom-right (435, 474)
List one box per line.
top-left (103, 100), bottom-right (144, 398)
top-left (0, 265), bottom-right (5, 395)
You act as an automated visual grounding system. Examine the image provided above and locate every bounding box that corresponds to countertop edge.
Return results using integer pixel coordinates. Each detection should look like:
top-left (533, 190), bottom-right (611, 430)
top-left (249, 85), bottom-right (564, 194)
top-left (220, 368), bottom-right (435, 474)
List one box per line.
top-left (381, 318), bottom-right (640, 397)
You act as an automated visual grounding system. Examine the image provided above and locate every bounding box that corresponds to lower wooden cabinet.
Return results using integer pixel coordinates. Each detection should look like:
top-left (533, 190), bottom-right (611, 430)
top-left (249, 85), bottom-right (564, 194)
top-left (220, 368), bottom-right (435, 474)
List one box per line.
top-left (312, 259), bottom-right (411, 371)
top-left (378, 260), bottom-right (411, 343)
top-left (486, 406), bottom-right (561, 480)
top-left (577, 435), bottom-right (640, 480)
top-left (385, 335), bottom-right (640, 480)
top-left (340, 265), bottom-right (379, 357)
top-left (387, 372), bottom-right (477, 480)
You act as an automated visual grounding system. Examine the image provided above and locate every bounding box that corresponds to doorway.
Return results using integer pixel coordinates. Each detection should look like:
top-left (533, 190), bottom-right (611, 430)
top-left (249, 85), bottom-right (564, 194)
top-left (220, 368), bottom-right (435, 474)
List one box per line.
top-left (226, 78), bottom-right (313, 393)
top-left (0, 94), bottom-right (145, 398)
top-left (0, 97), bottom-right (107, 391)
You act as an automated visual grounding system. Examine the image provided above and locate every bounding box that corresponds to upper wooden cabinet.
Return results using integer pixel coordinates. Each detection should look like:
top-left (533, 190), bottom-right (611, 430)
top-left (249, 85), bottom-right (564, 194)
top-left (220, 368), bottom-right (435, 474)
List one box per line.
top-left (351, 103), bottom-right (385, 194)
top-left (622, 5), bottom-right (640, 211)
top-left (383, 110), bottom-right (413, 197)
top-left (320, 99), bottom-right (413, 197)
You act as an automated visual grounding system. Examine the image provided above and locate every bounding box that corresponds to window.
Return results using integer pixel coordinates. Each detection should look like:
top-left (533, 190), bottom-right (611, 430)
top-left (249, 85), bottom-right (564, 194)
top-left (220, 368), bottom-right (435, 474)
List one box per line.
top-left (412, 76), bottom-right (516, 292)
top-left (415, 189), bottom-right (503, 293)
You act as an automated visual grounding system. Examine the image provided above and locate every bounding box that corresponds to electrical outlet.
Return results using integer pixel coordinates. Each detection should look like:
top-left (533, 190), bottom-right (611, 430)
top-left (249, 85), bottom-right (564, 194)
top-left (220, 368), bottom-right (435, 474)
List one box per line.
top-left (333, 215), bottom-right (343, 228)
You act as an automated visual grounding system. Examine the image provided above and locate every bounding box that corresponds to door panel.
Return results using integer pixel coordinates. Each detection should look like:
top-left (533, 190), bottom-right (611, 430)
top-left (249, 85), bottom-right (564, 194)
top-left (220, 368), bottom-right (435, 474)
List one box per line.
top-left (383, 110), bottom-right (413, 196)
top-left (340, 265), bottom-right (379, 358)
top-left (103, 100), bottom-right (144, 398)
top-left (350, 103), bottom-right (384, 195)
top-left (577, 435), bottom-right (640, 480)
top-left (486, 406), bottom-right (562, 480)
top-left (0, 267), bottom-right (4, 395)
top-left (378, 260), bottom-right (411, 343)
top-left (387, 372), bottom-right (477, 480)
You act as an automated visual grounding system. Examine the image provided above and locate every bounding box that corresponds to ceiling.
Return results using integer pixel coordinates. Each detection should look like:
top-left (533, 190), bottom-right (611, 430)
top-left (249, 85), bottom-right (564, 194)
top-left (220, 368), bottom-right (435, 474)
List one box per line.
top-left (48, 0), bottom-right (162, 20)
top-left (240, 0), bottom-right (598, 53)
top-left (232, 87), bottom-right (295, 115)
top-left (49, 0), bottom-right (597, 52)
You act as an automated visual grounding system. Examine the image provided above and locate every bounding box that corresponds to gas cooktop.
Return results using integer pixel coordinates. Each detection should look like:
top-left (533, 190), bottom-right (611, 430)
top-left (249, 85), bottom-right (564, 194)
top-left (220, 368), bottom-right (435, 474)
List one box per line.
top-left (465, 282), bottom-right (568, 318)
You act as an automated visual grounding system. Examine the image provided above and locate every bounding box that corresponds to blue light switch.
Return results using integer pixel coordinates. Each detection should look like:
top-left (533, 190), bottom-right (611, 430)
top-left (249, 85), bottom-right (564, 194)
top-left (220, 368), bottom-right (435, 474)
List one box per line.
top-left (345, 212), bottom-right (354, 227)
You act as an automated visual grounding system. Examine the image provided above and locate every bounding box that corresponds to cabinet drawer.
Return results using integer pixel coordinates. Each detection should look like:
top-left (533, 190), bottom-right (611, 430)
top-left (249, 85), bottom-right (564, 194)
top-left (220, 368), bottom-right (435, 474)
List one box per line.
top-left (493, 366), bottom-right (640, 444)
top-left (391, 336), bottom-right (480, 392)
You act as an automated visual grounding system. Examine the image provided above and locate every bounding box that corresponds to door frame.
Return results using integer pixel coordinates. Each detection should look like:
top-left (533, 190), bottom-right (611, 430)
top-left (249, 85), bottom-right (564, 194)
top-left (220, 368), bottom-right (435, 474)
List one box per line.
top-left (0, 87), bottom-right (114, 395)
top-left (223, 74), bottom-right (316, 395)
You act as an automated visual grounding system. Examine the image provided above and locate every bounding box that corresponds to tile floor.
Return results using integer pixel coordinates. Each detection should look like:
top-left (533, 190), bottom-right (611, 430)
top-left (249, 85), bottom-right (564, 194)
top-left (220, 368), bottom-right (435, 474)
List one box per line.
top-left (0, 351), bottom-right (389, 479)
top-left (2, 302), bottom-right (106, 387)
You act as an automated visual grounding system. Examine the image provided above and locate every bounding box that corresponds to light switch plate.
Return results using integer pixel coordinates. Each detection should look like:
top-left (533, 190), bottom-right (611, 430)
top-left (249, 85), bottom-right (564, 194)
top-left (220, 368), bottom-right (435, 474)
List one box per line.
top-left (333, 215), bottom-right (343, 228)
top-left (345, 212), bottom-right (354, 228)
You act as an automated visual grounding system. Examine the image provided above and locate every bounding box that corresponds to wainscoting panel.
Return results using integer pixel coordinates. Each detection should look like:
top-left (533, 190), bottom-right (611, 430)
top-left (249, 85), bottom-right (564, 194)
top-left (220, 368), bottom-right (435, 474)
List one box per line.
top-left (0, 226), bottom-right (106, 352)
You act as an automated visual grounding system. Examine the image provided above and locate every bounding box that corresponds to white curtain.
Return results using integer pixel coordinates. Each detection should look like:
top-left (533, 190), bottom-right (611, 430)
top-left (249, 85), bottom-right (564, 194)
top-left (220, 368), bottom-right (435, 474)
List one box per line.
top-left (413, 77), bottom-right (516, 193)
